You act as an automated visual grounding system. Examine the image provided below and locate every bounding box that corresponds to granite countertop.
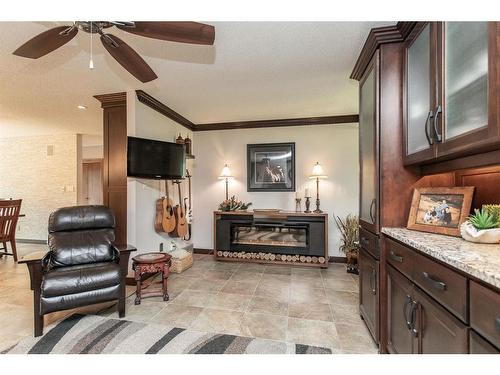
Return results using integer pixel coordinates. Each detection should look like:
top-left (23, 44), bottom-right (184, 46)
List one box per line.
top-left (382, 227), bottom-right (500, 289)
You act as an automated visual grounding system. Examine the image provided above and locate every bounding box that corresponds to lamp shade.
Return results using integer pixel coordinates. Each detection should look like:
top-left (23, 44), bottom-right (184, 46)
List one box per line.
top-left (218, 164), bottom-right (234, 179)
top-left (309, 162), bottom-right (328, 179)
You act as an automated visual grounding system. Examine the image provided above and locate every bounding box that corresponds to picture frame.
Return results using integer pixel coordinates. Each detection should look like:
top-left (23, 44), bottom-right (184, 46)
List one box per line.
top-left (407, 187), bottom-right (475, 236)
top-left (247, 142), bottom-right (295, 192)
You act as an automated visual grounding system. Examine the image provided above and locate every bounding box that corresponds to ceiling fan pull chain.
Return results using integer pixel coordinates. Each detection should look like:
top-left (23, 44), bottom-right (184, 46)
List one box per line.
top-left (89, 22), bottom-right (94, 70)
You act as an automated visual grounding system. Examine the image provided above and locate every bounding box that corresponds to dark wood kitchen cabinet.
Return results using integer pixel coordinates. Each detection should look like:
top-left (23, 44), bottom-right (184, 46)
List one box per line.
top-left (387, 265), bottom-right (415, 354)
top-left (404, 22), bottom-right (500, 166)
top-left (386, 264), bottom-right (468, 354)
top-left (359, 247), bottom-right (379, 342)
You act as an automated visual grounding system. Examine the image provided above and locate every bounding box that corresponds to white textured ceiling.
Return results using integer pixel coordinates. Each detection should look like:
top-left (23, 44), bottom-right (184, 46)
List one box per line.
top-left (0, 21), bottom-right (390, 137)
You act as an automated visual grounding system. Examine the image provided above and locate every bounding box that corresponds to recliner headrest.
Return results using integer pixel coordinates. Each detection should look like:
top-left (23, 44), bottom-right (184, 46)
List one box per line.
top-left (48, 205), bottom-right (115, 233)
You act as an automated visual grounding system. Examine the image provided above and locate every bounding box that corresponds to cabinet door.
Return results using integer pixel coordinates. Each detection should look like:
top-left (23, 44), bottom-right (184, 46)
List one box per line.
top-left (359, 52), bottom-right (379, 233)
top-left (404, 22), bottom-right (436, 164)
top-left (437, 22), bottom-right (500, 157)
top-left (386, 265), bottom-right (415, 354)
top-left (359, 247), bottom-right (379, 342)
top-left (413, 286), bottom-right (468, 354)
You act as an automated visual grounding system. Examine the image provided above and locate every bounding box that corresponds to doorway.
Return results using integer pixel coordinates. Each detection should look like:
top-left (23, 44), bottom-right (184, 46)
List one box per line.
top-left (81, 159), bottom-right (103, 205)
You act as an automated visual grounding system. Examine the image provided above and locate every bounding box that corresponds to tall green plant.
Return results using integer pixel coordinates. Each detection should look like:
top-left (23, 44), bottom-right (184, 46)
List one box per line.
top-left (335, 214), bottom-right (359, 255)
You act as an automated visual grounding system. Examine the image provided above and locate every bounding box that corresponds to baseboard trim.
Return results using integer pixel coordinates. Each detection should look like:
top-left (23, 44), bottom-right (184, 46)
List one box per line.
top-left (193, 248), bottom-right (213, 255)
top-left (17, 239), bottom-right (46, 244)
top-left (329, 256), bottom-right (347, 264)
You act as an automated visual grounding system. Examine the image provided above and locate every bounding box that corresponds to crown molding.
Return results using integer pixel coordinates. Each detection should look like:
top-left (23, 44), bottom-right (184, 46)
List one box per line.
top-left (93, 92), bottom-right (127, 108)
top-left (350, 22), bottom-right (417, 81)
top-left (194, 114), bottom-right (359, 132)
top-left (132, 90), bottom-right (359, 132)
top-left (135, 90), bottom-right (195, 131)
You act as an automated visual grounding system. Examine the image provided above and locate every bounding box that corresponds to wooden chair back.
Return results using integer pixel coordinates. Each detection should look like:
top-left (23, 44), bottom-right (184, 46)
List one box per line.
top-left (0, 199), bottom-right (22, 241)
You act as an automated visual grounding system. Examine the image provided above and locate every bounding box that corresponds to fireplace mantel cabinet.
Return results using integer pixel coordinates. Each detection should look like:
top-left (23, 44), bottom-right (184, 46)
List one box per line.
top-left (213, 211), bottom-right (328, 268)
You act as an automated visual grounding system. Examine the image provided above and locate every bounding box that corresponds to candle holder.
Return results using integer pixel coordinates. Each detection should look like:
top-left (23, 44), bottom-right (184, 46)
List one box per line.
top-left (304, 197), bottom-right (311, 213)
top-left (295, 198), bottom-right (302, 213)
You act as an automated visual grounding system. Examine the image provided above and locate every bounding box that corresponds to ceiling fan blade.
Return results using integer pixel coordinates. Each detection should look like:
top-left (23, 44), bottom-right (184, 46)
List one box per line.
top-left (13, 26), bottom-right (78, 59)
top-left (100, 33), bottom-right (157, 83)
top-left (117, 22), bottom-right (215, 45)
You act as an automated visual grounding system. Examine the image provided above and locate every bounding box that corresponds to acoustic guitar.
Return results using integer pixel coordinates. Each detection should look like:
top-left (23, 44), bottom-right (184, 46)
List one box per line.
top-left (172, 180), bottom-right (188, 238)
top-left (161, 180), bottom-right (176, 233)
top-left (183, 170), bottom-right (193, 240)
top-left (154, 197), bottom-right (164, 232)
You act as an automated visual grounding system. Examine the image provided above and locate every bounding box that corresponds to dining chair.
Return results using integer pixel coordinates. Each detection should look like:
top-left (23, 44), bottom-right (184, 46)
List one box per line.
top-left (0, 199), bottom-right (22, 262)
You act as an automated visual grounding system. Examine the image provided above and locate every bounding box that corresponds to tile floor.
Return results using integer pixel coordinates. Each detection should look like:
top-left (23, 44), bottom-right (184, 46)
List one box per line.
top-left (0, 244), bottom-right (378, 353)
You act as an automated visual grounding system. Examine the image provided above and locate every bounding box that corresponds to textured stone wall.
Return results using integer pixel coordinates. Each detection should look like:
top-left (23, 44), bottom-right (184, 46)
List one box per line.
top-left (0, 134), bottom-right (78, 240)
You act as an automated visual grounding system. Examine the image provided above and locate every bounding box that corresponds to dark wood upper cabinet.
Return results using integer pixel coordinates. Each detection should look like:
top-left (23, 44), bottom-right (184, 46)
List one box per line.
top-left (359, 51), bottom-right (379, 234)
top-left (404, 22), bottom-right (500, 166)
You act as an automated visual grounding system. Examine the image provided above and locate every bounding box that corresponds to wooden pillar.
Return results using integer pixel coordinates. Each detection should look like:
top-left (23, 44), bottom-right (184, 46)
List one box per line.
top-left (94, 92), bottom-right (127, 245)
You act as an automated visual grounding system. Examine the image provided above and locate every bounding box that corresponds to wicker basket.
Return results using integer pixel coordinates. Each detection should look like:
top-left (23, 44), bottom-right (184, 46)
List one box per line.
top-left (170, 252), bottom-right (193, 274)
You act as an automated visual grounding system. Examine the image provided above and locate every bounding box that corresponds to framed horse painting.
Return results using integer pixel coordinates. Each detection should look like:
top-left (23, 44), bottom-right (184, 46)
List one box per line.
top-left (247, 142), bottom-right (295, 192)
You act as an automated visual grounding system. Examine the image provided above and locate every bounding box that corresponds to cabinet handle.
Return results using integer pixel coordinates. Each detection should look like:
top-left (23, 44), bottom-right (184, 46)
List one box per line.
top-left (495, 317), bottom-right (500, 333)
top-left (369, 199), bottom-right (376, 223)
top-left (422, 271), bottom-right (447, 291)
top-left (370, 268), bottom-right (377, 295)
top-left (361, 236), bottom-right (370, 247)
top-left (432, 105), bottom-right (442, 143)
top-left (410, 301), bottom-right (419, 338)
top-left (424, 110), bottom-right (434, 146)
top-left (403, 295), bottom-right (413, 330)
top-left (389, 251), bottom-right (403, 263)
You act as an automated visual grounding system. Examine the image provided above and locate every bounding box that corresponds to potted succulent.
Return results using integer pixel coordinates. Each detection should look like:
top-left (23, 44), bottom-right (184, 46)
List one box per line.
top-left (334, 214), bottom-right (360, 274)
top-left (460, 204), bottom-right (500, 244)
top-left (218, 196), bottom-right (252, 212)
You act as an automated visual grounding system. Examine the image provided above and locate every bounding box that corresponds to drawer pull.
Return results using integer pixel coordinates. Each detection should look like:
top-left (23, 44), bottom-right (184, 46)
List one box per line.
top-left (361, 237), bottom-right (370, 246)
top-left (370, 268), bottom-right (377, 295)
top-left (422, 272), bottom-right (447, 291)
top-left (496, 317), bottom-right (500, 333)
top-left (389, 251), bottom-right (403, 263)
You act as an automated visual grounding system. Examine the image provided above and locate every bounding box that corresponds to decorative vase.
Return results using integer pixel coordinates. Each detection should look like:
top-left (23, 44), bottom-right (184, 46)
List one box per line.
top-left (460, 221), bottom-right (500, 244)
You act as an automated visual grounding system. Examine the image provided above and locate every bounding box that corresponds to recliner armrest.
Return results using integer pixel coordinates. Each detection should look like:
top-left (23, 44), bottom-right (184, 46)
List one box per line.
top-left (19, 250), bottom-right (52, 291)
top-left (112, 244), bottom-right (136, 280)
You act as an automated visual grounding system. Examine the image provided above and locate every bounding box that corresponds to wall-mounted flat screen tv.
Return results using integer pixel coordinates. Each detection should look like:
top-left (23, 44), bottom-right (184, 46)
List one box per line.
top-left (127, 136), bottom-right (185, 179)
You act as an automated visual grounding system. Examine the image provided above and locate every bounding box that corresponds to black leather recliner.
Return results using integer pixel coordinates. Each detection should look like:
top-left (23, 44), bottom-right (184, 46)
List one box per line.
top-left (21, 205), bottom-right (135, 337)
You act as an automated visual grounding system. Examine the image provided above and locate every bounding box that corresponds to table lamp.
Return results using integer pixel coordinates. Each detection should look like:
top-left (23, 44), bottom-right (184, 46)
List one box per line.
top-left (218, 164), bottom-right (233, 200)
top-left (309, 162), bottom-right (328, 213)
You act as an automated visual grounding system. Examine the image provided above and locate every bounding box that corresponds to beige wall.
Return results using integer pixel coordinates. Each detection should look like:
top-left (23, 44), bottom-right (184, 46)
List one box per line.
top-left (126, 91), bottom-right (194, 255)
top-left (0, 134), bottom-right (78, 241)
top-left (192, 124), bottom-right (359, 257)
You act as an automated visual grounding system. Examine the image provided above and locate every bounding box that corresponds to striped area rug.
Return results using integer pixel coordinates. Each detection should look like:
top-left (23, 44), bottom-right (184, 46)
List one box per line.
top-left (4, 314), bottom-right (332, 354)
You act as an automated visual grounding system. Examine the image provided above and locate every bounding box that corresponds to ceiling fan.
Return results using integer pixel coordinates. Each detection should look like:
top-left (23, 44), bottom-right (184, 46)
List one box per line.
top-left (13, 21), bottom-right (215, 83)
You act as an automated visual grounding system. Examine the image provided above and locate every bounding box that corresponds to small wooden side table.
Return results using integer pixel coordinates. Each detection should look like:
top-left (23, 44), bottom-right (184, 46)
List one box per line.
top-left (132, 252), bottom-right (171, 305)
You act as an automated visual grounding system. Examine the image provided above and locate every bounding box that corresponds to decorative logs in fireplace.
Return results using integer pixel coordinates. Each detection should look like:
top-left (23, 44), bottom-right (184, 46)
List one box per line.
top-left (216, 250), bottom-right (326, 264)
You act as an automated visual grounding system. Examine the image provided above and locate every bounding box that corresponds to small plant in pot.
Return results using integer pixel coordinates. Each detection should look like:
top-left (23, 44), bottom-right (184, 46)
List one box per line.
top-left (460, 204), bottom-right (500, 244)
top-left (335, 214), bottom-right (359, 274)
top-left (218, 196), bottom-right (252, 212)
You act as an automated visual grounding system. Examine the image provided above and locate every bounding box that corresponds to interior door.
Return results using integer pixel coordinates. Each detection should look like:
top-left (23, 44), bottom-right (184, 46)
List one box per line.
top-left (386, 265), bottom-right (415, 354)
top-left (436, 22), bottom-right (499, 157)
top-left (82, 160), bottom-right (103, 205)
top-left (359, 51), bottom-right (379, 233)
top-left (404, 22), bottom-right (436, 165)
top-left (413, 286), bottom-right (468, 354)
top-left (359, 247), bottom-right (379, 342)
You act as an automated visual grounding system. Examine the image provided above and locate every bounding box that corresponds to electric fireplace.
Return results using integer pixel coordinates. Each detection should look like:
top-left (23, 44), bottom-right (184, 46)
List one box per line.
top-left (214, 210), bottom-right (328, 267)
